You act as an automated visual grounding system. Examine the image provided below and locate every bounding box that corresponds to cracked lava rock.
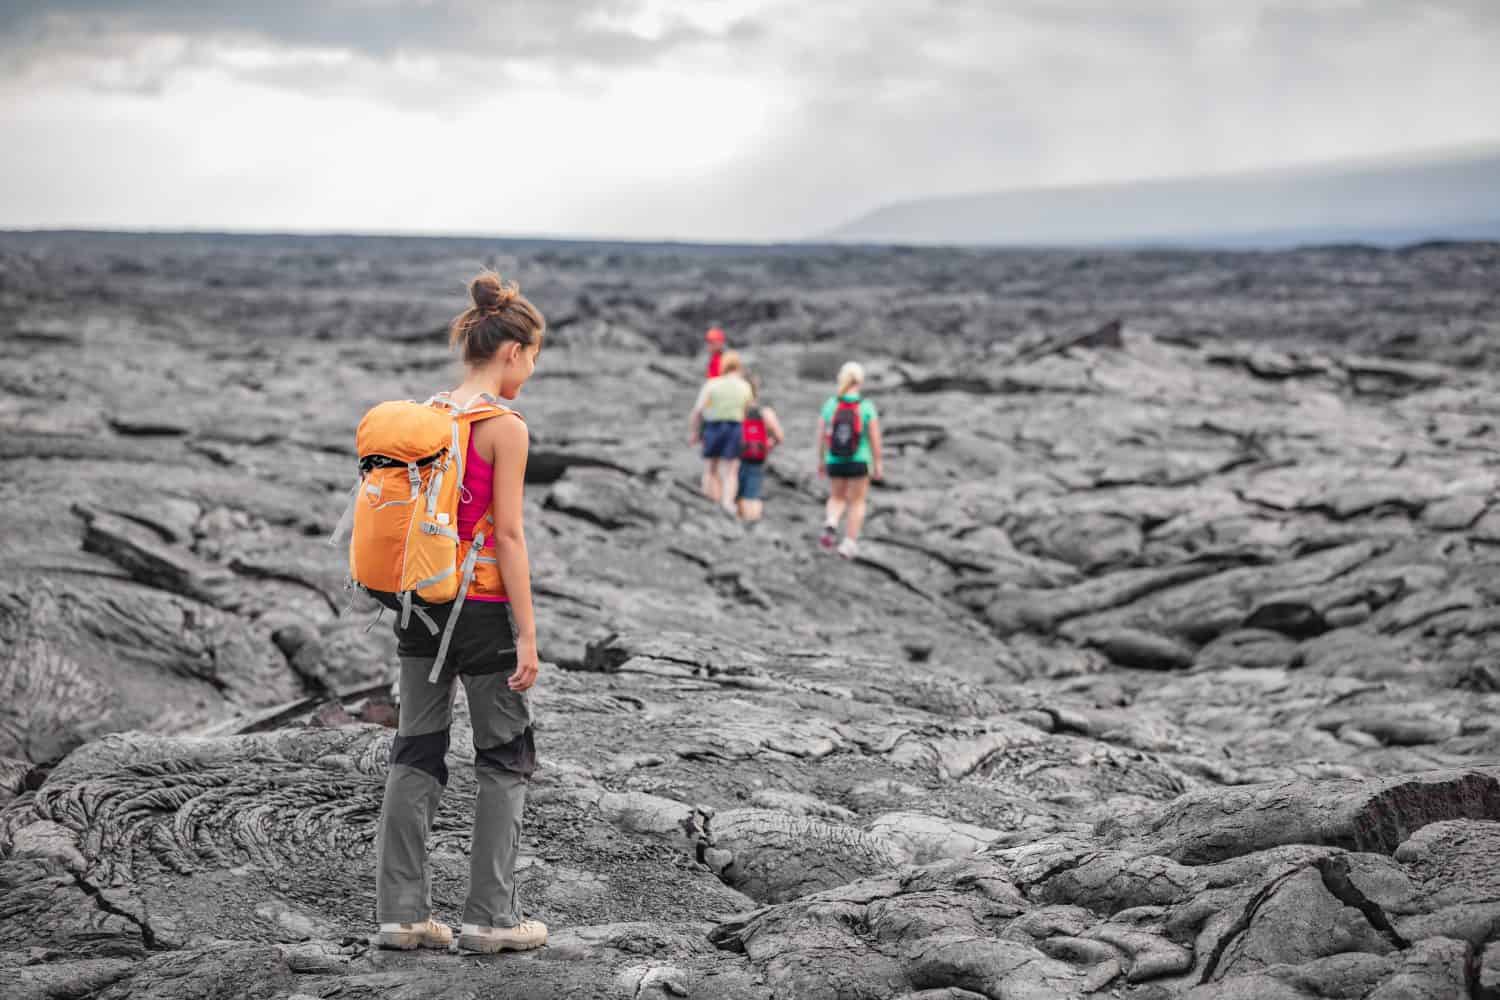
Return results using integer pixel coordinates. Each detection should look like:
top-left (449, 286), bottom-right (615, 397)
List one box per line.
top-left (2, 233), bottom-right (1500, 999)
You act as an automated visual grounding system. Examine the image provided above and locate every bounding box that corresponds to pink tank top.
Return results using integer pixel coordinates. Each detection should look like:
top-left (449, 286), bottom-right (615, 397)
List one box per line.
top-left (457, 436), bottom-right (507, 602)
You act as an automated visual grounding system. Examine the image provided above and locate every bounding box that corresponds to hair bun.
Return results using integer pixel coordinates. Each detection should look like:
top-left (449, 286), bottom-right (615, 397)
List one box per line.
top-left (470, 271), bottom-right (520, 314)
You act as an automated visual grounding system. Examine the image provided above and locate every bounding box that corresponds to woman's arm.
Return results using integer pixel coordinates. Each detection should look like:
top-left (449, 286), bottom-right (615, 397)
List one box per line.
top-left (814, 416), bottom-right (827, 478)
top-left (868, 417), bottom-right (883, 481)
top-left (688, 383), bottom-right (709, 443)
top-left (764, 407), bottom-right (787, 447)
top-left (488, 415), bottom-right (539, 691)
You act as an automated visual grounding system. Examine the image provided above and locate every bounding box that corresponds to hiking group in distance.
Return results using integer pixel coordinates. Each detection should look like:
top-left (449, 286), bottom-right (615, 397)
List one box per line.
top-left (689, 325), bottom-right (884, 558)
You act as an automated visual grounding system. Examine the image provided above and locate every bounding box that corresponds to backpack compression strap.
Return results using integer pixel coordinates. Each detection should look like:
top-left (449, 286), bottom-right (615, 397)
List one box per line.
top-left (427, 518), bottom-right (488, 683)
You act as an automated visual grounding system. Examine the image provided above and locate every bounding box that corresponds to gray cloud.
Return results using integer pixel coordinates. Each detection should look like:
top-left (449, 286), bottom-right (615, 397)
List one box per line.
top-left (1, 0), bottom-right (1498, 239)
top-left (0, 1), bottom-right (761, 93)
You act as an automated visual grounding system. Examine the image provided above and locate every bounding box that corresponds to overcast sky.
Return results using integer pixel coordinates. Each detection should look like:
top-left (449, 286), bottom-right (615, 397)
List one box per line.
top-left (2, 0), bottom-right (1498, 241)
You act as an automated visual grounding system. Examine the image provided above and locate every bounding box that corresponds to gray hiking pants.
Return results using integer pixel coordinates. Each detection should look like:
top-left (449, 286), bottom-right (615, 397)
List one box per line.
top-left (374, 599), bottom-right (536, 928)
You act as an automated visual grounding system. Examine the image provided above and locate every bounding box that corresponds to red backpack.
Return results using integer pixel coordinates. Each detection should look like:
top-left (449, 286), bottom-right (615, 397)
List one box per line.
top-left (827, 398), bottom-right (863, 458)
top-left (741, 406), bottom-right (769, 463)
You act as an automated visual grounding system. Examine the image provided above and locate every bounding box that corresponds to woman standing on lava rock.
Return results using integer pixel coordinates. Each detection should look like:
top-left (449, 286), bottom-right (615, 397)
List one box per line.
top-left (816, 361), bottom-right (883, 558)
top-left (688, 350), bottom-right (754, 514)
top-left (374, 272), bottom-right (549, 955)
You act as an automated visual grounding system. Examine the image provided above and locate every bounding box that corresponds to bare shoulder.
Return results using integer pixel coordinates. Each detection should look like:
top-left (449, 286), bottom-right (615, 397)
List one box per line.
top-left (472, 410), bottom-right (529, 462)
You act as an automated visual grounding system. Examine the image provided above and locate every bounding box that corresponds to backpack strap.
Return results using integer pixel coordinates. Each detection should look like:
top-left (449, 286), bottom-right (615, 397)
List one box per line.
top-left (426, 511), bottom-right (493, 684)
top-left (840, 397), bottom-right (863, 434)
top-left (426, 396), bottom-right (521, 519)
top-left (426, 391), bottom-right (514, 416)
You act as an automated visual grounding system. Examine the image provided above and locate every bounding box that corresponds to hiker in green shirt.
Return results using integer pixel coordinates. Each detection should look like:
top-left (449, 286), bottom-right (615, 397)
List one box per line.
top-left (688, 351), bottom-right (754, 514)
top-left (815, 361), bottom-right (883, 558)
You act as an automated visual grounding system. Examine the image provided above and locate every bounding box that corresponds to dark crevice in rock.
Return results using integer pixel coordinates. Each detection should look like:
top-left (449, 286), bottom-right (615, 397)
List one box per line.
top-left (30, 565), bottom-right (136, 585)
top-left (107, 418), bottom-right (190, 437)
top-left (542, 496), bottom-right (627, 530)
top-left (385, 326), bottom-right (447, 344)
top-left (1198, 864), bottom-right (1308, 984)
top-left (1314, 855), bottom-right (1409, 950)
top-left (72, 870), bottom-right (161, 951)
top-left (708, 570), bottom-right (773, 610)
top-left (1311, 499), bottom-right (1430, 522)
top-left (234, 679), bottom-right (393, 735)
top-left (580, 635), bottom-right (722, 676)
top-left (1322, 683), bottom-right (1391, 708)
top-left (646, 361), bottom-right (697, 385)
top-left (75, 503), bottom-right (237, 607)
top-left (532, 582), bottom-right (604, 610)
top-left (901, 374), bottom-right (997, 394)
top-left (667, 545), bottom-right (713, 569)
top-left (290, 437), bottom-right (352, 459)
top-left (873, 536), bottom-right (993, 574)
top-left (226, 559), bottom-right (338, 613)
top-left (847, 554), bottom-right (937, 603)
top-left (185, 440), bottom-right (240, 466)
top-left (1242, 600), bottom-right (1331, 639)
top-left (1008, 318), bottom-right (1124, 365)
top-left (526, 450), bottom-right (637, 485)
top-left (1017, 851), bottom-right (1102, 897)
top-left (109, 511), bottom-right (179, 544)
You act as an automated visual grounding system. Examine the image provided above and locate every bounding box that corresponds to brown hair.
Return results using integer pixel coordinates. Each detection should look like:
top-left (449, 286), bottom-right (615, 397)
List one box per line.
top-left (719, 350), bottom-right (743, 375)
top-left (448, 270), bottom-right (545, 365)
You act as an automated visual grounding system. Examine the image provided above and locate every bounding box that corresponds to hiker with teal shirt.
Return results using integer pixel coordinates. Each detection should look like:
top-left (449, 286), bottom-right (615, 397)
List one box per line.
top-left (815, 361), bottom-right (883, 558)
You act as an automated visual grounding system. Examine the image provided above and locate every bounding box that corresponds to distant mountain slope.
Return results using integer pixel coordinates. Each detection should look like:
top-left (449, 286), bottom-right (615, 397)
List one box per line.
top-left (829, 148), bottom-right (1500, 248)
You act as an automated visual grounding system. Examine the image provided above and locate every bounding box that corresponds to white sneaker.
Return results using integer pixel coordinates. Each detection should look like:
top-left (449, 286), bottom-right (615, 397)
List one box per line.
top-left (837, 537), bottom-right (859, 559)
top-left (376, 917), bottom-right (453, 950)
top-left (459, 919), bottom-right (548, 953)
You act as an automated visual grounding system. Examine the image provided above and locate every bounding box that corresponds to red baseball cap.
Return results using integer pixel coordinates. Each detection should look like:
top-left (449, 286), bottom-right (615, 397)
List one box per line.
top-left (705, 326), bottom-right (726, 345)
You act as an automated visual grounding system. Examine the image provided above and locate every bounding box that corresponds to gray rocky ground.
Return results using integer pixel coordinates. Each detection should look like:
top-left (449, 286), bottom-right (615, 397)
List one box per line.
top-left (1, 232), bottom-right (1498, 998)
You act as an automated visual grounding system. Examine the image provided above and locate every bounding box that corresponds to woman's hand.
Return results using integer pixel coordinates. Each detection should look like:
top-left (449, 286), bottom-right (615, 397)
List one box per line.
top-left (872, 463), bottom-right (885, 482)
top-left (816, 463), bottom-right (828, 480)
top-left (509, 636), bottom-right (540, 691)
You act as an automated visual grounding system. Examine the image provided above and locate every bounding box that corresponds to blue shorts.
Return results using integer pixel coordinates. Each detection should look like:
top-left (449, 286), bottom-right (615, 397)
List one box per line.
top-left (701, 420), bottom-right (742, 460)
top-left (737, 461), bottom-right (766, 500)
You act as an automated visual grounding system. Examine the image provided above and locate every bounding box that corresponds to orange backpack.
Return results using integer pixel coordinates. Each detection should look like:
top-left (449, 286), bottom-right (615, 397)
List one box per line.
top-left (330, 393), bottom-right (518, 682)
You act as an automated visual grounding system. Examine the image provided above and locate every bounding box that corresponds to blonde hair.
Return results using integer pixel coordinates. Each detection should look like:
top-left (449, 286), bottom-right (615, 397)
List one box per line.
top-left (836, 361), bottom-right (865, 396)
top-left (720, 350), bottom-right (743, 375)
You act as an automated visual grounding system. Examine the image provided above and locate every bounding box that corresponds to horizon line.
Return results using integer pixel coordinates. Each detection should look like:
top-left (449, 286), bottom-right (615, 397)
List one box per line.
top-left (4, 223), bottom-right (1498, 256)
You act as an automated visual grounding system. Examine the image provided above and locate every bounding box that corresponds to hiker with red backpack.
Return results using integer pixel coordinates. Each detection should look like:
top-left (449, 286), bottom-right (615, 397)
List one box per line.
top-left (334, 271), bottom-right (549, 955)
top-left (816, 361), bottom-right (883, 558)
top-left (736, 374), bottom-right (785, 523)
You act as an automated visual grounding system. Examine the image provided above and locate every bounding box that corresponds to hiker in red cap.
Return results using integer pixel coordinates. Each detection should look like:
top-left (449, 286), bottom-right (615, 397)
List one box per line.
top-left (704, 327), bottom-right (727, 379)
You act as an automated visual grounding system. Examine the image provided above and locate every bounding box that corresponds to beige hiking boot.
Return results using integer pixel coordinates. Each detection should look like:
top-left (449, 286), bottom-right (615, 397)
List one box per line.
top-left (458, 919), bottom-right (548, 953)
top-left (376, 917), bottom-right (454, 950)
